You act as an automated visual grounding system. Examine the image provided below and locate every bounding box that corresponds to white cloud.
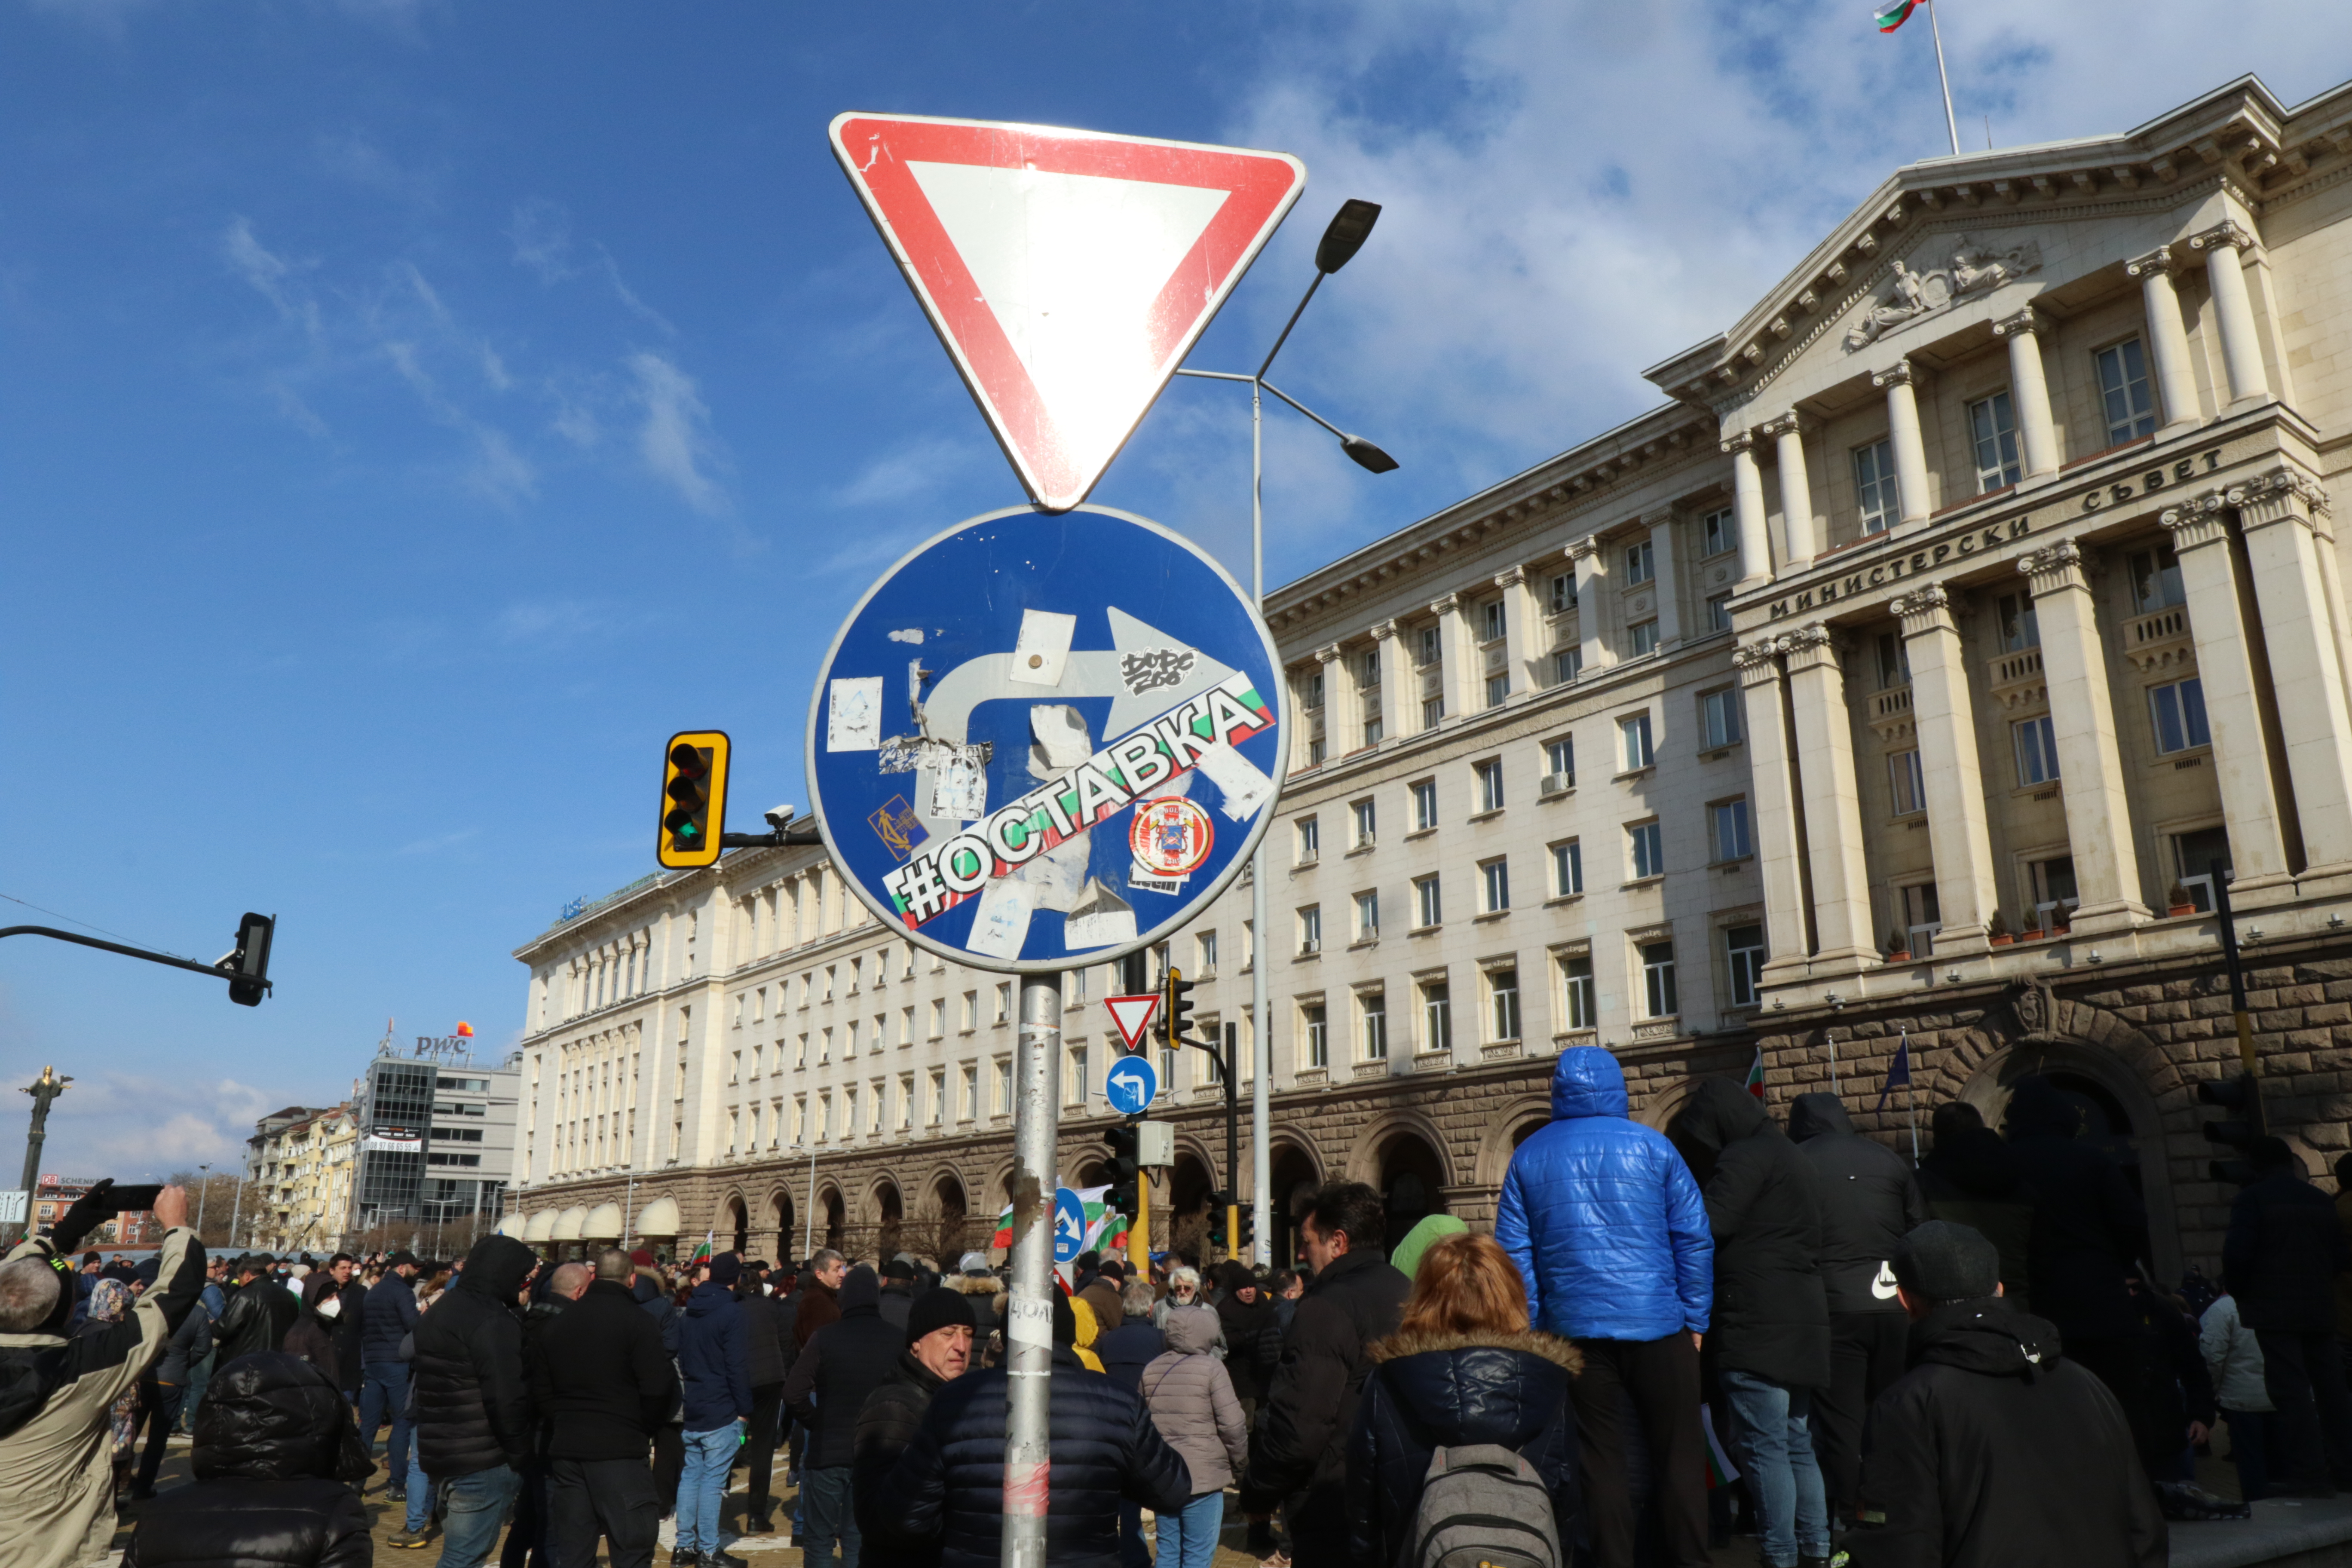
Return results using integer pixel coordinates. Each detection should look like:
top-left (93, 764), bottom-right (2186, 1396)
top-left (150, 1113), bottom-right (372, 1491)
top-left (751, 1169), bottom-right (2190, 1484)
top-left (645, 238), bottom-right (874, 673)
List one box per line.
top-left (627, 350), bottom-right (729, 514)
top-left (222, 217), bottom-right (322, 345)
top-left (36, 1072), bottom-right (279, 1180)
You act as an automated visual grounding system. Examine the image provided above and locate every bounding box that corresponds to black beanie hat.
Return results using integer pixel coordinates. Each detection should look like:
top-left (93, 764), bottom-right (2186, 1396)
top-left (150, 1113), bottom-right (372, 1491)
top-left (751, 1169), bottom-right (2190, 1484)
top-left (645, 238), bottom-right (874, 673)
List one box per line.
top-left (1892, 1220), bottom-right (2002, 1303)
top-left (706, 1254), bottom-right (741, 1287)
top-left (906, 1286), bottom-right (974, 1347)
top-left (840, 1264), bottom-right (882, 1312)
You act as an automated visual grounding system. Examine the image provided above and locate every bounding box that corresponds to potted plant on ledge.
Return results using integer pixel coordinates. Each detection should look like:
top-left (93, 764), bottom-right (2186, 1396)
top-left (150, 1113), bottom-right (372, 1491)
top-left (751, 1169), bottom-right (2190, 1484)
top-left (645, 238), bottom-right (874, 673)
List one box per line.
top-left (2018, 908), bottom-right (2044, 943)
top-left (1884, 929), bottom-right (1911, 964)
top-left (1988, 910), bottom-right (2012, 947)
top-left (2166, 882), bottom-right (2197, 918)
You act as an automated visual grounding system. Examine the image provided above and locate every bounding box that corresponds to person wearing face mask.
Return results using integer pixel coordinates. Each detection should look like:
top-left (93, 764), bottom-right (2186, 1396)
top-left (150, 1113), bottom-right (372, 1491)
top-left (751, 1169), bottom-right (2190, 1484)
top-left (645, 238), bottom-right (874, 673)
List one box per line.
top-left (282, 1272), bottom-right (350, 1389)
top-left (852, 1290), bottom-right (976, 1567)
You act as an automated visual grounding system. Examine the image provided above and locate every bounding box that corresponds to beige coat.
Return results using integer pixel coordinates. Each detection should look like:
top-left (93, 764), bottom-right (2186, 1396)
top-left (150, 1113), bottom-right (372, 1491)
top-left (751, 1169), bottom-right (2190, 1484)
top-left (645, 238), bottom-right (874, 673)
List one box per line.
top-left (0, 1225), bottom-right (201, 1568)
top-left (1140, 1306), bottom-right (1249, 1495)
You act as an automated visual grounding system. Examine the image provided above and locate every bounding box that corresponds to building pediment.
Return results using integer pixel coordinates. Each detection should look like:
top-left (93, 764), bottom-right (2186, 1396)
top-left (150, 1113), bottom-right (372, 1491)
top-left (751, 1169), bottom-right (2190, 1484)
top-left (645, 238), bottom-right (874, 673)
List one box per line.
top-left (1839, 233), bottom-right (2043, 352)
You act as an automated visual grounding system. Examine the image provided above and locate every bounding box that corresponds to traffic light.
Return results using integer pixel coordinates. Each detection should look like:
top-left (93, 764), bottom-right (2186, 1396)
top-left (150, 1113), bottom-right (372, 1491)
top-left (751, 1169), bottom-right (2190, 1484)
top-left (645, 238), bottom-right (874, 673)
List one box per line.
top-left (1160, 966), bottom-right (1197, 1046)
top-left (658, 731), bottom-right (731, 869)
top-left (1206, 1191), bottom-right (1230, 1250)
top-left (2199, 1072), bottom-right (2266, 1185)
top-left (1104, 1124), bottom-right (1139, 1217)
top-left (222, 913), bottom-right (275, 1007)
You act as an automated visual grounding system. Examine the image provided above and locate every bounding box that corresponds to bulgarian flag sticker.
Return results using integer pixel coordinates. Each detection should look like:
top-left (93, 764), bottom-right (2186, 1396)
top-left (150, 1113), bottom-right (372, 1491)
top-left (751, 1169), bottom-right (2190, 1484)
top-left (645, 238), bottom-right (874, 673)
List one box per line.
top-left (1874, 0), bottom-right (1918, 31)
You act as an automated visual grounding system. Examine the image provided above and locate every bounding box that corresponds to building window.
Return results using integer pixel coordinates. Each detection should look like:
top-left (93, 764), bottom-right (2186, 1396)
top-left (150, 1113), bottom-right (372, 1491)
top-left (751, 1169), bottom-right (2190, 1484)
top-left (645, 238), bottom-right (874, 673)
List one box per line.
top-left (1417, 625), bottom-right (1440, 665)
top-left (1854, 438), bottom-right (1899, 534)
top-left (1707, 593), bottom-right (1733, 633)
top-left (1354, 891), bottom-right (1380, 941)
top-left (1624, 539), bottom-right (1654, 584)
top-left (1065, 1044), bottom-right (1088, 1107)
top-left (1489, 968), bottom-right (1521, 1041)
top-left (1415, 875), bottom-right (1443, 929)
top-left (1553, 647), bottom-right (1583, 684)
top-left (1997, 592), bottom-right (2040, 652)
top-left (2095, 337), bottom-right (2158, 443)
top-left (1296, 816), bottom-right (1320, 864)
top-left (1700, 687), bottom-right (1742, 749)
top-left (1413, 778), bottom-right (1439, 830)
top-left (1298, 905), bottom-right (1322, 955)
top-left (960, 992), bottom-right (977, 1031)
top-left (1482, 599), bottom-right (1507, 641)
top-left (1422, 696), bottom-right (1445, 729)
top-left (1876, 631), bottom-right (1911, 691)
top-left (1196, 930), bottom-right (1219, 973)
top-left (1482, 858), bottom-right (1511, 912)
top-left (2174, 826), bottom-right (2233, 910)
top-left (1353, 798), bottom-right (1377, 848)
top-left (1901, 882), bottom-right (1942, 949)
top-left (2149, 677), bottom-right (2210, 753)
top-left (1550, 571), bottom-right (1577, 612)
top-left (1702, 507), bottom-right (1735, 558)
top-left (958, 1065), bottom-right (977, 1121)
top-left (928, 999), bottom-right (946, 1038)
top-left (1552, 839), bottom-right (1584, 897)
top-left (1890, 750), bottom-right (1927, 816)
top-left (1308, 737), bottom-right (1328, 766)
top-left (1303, 1002), bottom-right (1329, 1068)
top-left (1303, 668), bottom-right (1326, 710)
top-left (1621, 714), bottom-right (1655, 771)
top-left (2027, 856), bottom-right (2079, 926)
top-left (1359, 990), bottom-right (1388, 1060)
top-left (2128, 545), bottom-right (2186, 614)
top-left (1363, 711), bottom-right (1384, 747)
top-left (1421, 980), bottom-right (1452, 1053)
top-left (1968, 392), bottom-right (2023, 492)
top-left (1486, 671), bottom-right (1511, 708)
top-left (1710, 798), bottom-right (1752, 862)
top-left (1628, 619), bottom-right (1660, 656)
top-left (1725, 925), bottom-right (1767, 1008)
top-left (1544, 737), bottom-right (1574, 789)
top-left (2013, 716), bottom-right (2061, 786)
top-left (1560, 954), bottom-right (1596, 1030)
top-left (995, 982), bottom-right (1012, 1024)
top-left (928, 1069), bottom-right (945, 1126)
top-left (1629, 820), bottom-right (1664, 880)
top-left (1640, 940), bottom-right (1678, 1018)
top-left (994, 1057), bottom-right (1012, 1114)
top-left (1476, 759), bottom-right (1506, 813)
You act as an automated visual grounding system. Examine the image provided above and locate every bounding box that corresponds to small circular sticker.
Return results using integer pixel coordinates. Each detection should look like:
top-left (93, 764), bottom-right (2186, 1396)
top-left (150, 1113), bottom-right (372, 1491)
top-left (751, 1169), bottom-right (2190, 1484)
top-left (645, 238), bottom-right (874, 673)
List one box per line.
top-left (1130, 796), bottom-right (1214, 876)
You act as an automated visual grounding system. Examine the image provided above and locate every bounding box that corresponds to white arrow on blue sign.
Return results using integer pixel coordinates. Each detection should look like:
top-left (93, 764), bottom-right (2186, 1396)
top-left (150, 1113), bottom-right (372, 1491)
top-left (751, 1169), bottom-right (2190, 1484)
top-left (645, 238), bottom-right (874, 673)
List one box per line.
top-left (1103, 1054), bottom-right (1159, 1116)
top-left (1053, 1185), bottom-right (1087, 1265)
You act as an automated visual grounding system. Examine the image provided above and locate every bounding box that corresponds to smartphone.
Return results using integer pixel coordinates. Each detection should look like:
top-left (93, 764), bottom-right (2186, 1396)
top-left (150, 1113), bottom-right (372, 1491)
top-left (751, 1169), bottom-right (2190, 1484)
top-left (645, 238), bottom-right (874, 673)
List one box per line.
top-left (99, 1184), bottom-right (164, 1216)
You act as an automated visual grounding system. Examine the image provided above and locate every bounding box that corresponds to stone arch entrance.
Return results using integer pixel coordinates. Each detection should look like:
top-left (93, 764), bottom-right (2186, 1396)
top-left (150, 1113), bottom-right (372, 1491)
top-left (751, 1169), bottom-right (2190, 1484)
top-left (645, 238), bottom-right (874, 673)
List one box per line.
top-left (770, 1191), bottom-right (795, 1262)
top-left (932, 1173), bottom-right (968, 1259)
top-left (1375, 1129), bottom-right (1449, 1254)
top-left (875, 1180), bottom-right (905, 1259)
top-left (1168, 1150), bottom-right (1217, 1264)
top-left (725, 1194), bottom-right (748, 1256)
top-left (1268, 1139), bottom-right (1323, 1268)
top-left (819, 1185), bottom-right (846, 1255)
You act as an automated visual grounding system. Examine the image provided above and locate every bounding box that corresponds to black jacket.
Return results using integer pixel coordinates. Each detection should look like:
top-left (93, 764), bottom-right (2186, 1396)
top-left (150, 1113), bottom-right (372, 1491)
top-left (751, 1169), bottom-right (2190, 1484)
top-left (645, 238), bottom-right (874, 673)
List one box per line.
top-left (2223, 1170), bottom-right (2352, 1334)
top-left (214, 1279), bottom-right (300, 1365)
top-left (1674, 1080), bottom-right (1832, 1389)
top-left (1917, 1129), bottom-right (2036, 1312)
top-left (124, 1351), bottom-right (372, 1568)
top-left (740, 1290), bottom-right (795, 1387)
top-left (1346, 1330), bottom-right (1581, 1568)
top-left (885, 1348), bottom-right (1191, 1568)
top-left (413, 1234), bottom-right (537, 1478)
top-left (329, 1278), bottom-right (366, 1386)
top-left (2003, 1078), bottom-right (2148, 1343)
top-left (878, 1282), bottom-right (916, 1332)
top-left (359, 1272), bottom-right (420, 1367)
top-left (529, 1277), bottom-right (679, 1461)
top-left (1849, 1300), bottom-right (2165, 1568)
top-left (784, 1298), bottom-right (904, 1469)
top-left (281, 1274), bottom-right (345, 1388)
top-left (1238, 1245), bottom-right (1410, 1524)
top-left (1789, 1093), bottom-right (1931, 1316)
top-left (854, 1352), bottom-right (949, 1567)
top-left (1212, 1267), bottom-right (1277, 1404)
top-left (633, 1271), bottom-right (680, 1357)
top-left (1095, 1317), bottom-right (1163, 1395)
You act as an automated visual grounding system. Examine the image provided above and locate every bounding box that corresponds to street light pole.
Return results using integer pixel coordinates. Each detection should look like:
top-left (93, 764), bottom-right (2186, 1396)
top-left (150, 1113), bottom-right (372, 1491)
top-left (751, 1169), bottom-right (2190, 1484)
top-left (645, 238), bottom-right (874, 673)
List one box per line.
top-left (196, 1164), bottom-right (211, 1241)
top-left (1172, 199), bottom-right (1393, 1265)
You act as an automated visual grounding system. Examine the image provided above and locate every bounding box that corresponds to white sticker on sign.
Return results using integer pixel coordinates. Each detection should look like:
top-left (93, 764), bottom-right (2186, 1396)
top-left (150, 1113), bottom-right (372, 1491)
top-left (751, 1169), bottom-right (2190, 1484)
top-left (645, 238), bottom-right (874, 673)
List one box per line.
top-left (930, 753), bottom-right (989, 820)
top-left (1194, 740), bottom-right (1275, 820)
top-left (1016, 834), bottom-right (1090, 912)
top-left (968, 876), bottom-right (1036, 960)
top-left (1007, 1293), bottom-right (1054, 1349)
top-left (1065, 879), bottom-right (1139, 949)
top-left (1009, 609), bottom-right (1078, 687)
top-left (1127, 864), bottom-right (1185, 896)
top-left (827, 677), bottom-right (885, 751)
top-left (1029, 704), bottom-right (1093, 774)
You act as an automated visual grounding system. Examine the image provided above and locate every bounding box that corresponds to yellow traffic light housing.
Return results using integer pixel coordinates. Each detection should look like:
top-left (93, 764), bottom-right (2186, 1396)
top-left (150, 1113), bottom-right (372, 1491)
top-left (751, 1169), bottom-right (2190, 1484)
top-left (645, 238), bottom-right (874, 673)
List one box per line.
top-left (658, 730), bottom-right (731, 868)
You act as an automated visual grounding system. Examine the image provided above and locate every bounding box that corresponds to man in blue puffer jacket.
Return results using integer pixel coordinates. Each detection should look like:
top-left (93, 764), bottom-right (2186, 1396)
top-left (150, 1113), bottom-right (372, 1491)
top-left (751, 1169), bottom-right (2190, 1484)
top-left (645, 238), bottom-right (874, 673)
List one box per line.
top-left (1495, 1045), bottom-right (1714, 1568)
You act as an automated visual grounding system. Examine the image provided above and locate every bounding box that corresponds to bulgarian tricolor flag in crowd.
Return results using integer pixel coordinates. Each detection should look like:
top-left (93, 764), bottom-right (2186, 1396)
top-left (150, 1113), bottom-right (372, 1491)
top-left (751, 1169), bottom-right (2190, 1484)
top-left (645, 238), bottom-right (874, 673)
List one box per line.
top-left (687, 1233), bottom-right (714, 1267)
top-left (1745, 1047), bottom-right (1767, 1102)
top-left (1874, 0), bottom-right (1919, 31)
top-left (988, 1185), bottom-right (1129, 1254)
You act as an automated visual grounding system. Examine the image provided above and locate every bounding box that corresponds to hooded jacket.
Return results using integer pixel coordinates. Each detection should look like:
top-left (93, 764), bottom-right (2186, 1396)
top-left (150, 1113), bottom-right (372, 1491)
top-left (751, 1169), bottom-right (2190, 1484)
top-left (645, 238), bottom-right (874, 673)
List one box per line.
top-left (2223, 1167), bottom-right (2352, 1334)
top-left (214, 1275), bottom-right (300, 1365)
top-left (122, 1352), bottom-right (372, 1568)
top-left (280, 1273), bottom-right (347, 1387)
top-left (679, 1275), bottom-right (753, 1433)
top-left (2197, 1294), bottom-right (2272, 1413)
top-left (359, 1271), bottom-right (420, 1367)
top-left (1788, 1093), bottom-right (1932, 1316)
top-left (1210, 1263), bottom-right (1277, 1404)
top-left (1849, 1299), bottom-right (2165, 1568)
top-left (1140, 1302), bottom-right (1249, 1495)
top-left (1916, 1128), bottom-right (2035, 1311)
top-left (1495, 1046), bottom-right (1713, 1341)
top-left (2001, 1077), bottom-right (2148, 1343)
top-left (412, 1234), bottom-right (537, 1479)
top-left (784, 1266), bottom-right (902, 1469)
top-left (1673, 1079), bottom-right (1832, 1389)
top-left (1346, 1329), bottom-right (1582, 1568)
top-left (1094, 1313), bottom-right (1164, 1395)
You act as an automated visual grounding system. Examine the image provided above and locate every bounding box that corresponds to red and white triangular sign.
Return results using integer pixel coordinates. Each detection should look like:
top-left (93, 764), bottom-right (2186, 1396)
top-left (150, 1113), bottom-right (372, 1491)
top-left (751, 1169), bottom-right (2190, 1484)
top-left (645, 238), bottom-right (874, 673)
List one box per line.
top-left (1103, 993), bottom-right (1161, 1053)
top-left (830, 113), bottom-right (1306, 513)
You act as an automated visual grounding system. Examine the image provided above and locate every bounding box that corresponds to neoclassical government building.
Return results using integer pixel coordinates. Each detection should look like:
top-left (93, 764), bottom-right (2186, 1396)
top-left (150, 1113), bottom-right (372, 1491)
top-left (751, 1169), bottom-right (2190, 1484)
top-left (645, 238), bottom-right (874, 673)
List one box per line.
top-left (504, 74), bottom-right (2352, 1283)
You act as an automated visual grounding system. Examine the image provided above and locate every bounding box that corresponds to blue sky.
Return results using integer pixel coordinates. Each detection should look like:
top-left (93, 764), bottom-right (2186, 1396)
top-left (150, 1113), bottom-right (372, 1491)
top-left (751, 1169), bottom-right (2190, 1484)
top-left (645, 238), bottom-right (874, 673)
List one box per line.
top-left (5, 0), bottom-right (2347, 1178)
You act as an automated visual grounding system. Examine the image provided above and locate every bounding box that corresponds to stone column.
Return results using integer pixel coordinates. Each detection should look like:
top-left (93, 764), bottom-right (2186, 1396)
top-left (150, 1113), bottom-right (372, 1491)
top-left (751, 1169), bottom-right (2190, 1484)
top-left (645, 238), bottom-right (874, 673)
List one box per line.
top-left (1874, 360), bottom-right (1933, 528)
top-left (1780, 625), bottom-right (1879, 965)
top-left (1568, 539), bottom-right (1608, 673)
top-left (2233, 469), bottom-right (2352, 873)
top-left (1647, 518), bottom-right (1683, 649)
top-left (2155, 494), bottom-right (2293, 892)
top-left (2126, 245), bottom-right (2204, 435)
top-left (1893, 585), bottom-right (1998, 956)
top-left (1736, 640), bottom-right (1810, 980)
top-left (1314, 643), bottom-right (1346, 757)
top-left (1431, 591), bottom-right (1478, 721)
top-left (1371, 619), bottom-right (1405, 739)
top-left (1497, 564), bottom-right (1545, 698)
top-left (1992, 310), bottom-right (2061, 483)
top-left (1724, 430), bottom-right (1773, 590)
top-left (2188, 221), bottom-right (2271, 410)
top-left (1762, 414), bottom-right (1817, 566)
top-left (2018, 542), bottom-right (2150, 933)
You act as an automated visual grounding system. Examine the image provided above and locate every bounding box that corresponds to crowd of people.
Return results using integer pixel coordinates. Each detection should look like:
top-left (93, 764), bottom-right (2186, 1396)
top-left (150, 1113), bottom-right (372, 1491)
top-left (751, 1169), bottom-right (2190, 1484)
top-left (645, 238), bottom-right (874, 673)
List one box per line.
top-left (4, 1041), bottom-right (2351, 1567)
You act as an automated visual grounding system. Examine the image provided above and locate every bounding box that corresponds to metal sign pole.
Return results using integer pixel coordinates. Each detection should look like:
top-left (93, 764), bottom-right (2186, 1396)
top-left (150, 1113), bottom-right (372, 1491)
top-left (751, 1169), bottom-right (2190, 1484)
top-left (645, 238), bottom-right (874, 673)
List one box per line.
top-left (1002, 973), bottom-right (1063, 1568)
top-left (1250, 383), bottom-right (1274, 1268)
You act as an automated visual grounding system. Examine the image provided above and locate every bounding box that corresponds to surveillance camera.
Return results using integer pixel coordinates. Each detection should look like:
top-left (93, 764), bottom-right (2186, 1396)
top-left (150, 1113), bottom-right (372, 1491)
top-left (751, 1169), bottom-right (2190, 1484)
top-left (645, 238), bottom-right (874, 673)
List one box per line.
top-left (764, 804), bottom-right (798, 830)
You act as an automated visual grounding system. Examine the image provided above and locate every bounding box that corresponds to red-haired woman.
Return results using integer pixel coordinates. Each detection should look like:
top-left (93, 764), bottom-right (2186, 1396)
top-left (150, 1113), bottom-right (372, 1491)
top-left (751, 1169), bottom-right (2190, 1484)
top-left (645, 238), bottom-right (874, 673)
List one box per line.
top-left (1345, 1231), bottom-right (1581, 1564)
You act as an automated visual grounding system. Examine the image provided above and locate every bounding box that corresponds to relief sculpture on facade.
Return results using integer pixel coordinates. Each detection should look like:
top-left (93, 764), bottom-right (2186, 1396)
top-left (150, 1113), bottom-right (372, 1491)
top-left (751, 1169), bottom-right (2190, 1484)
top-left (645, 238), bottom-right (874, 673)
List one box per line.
top-left (1844, 236), bottom-right (2043, 351)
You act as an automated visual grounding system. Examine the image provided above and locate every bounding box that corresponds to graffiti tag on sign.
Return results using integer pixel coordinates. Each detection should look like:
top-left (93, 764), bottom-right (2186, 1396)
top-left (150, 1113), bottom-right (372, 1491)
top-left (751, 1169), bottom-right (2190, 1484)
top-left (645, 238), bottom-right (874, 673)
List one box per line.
top-left (1120, 647), bottom-right (1195, 697)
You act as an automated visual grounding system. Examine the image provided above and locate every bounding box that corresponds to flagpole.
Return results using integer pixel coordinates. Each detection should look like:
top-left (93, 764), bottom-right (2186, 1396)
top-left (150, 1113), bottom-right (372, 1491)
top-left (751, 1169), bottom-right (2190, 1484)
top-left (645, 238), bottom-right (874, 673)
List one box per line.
top-left (1908, 1078), bottom-right (1920, 1164)
top-left (1925, 0), bottom-right (1960, 157)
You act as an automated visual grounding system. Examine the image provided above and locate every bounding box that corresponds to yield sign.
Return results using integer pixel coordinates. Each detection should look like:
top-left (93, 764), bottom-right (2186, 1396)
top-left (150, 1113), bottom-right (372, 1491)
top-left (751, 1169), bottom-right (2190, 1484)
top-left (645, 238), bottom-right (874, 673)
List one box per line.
top-left (829, 113), bottom-right (1306, 512)
top-left (1103, 993), bottom-right (1161, 1053)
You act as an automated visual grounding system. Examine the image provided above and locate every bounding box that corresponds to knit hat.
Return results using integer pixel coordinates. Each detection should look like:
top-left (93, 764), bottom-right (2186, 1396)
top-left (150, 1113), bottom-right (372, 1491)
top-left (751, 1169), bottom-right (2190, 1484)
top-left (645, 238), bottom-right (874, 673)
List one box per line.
top-left (906, 1286), bottom-right (974, 1347)
top-left (629, 1249), bottom-right (656, 1267)
top-left (882, 1258), bottom-right (915, 1281)
top-left (1097, 1258), bottom-right (1124, 1281)
top-left (386, 1251), bottom-right (419, 1269)
top-left (1891, 1220), bottom-right (2001, 1303)
top-left (840, 1264), bottom-right (881, 1312)
top-left (706, 1254), bottom-right (741, 1287)
top-left (1051, 1291), bottom-right (1078, 1347)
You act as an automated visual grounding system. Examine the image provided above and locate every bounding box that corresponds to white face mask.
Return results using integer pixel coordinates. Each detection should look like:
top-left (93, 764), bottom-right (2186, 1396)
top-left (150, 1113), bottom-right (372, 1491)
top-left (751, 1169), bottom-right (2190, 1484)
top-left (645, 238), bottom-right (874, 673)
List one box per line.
top-left (315, 1296), bottom-right (342, 1320)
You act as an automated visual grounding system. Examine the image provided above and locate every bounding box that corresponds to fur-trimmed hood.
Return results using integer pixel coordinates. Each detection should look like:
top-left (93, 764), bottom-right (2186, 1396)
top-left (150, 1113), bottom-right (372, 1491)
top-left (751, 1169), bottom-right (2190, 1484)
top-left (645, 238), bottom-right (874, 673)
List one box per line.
top-left (1368, 1327), bottom-right (1583, 1375)
top-left (944, 1273), bottom-right (1004, 1299)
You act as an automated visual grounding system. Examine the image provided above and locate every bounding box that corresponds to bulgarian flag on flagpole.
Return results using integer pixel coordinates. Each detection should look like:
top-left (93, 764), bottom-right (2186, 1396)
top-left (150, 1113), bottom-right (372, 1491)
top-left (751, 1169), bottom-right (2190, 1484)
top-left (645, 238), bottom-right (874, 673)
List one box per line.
top-left (1745, 1046), bottom-right (1767, 1102)
top-left (990, 1202), bottom-right (1015, 1250)
top-left (1874, 0), bottom-right (1919, 31)
top-left (687, 1231), bottom-right (714, 1267)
